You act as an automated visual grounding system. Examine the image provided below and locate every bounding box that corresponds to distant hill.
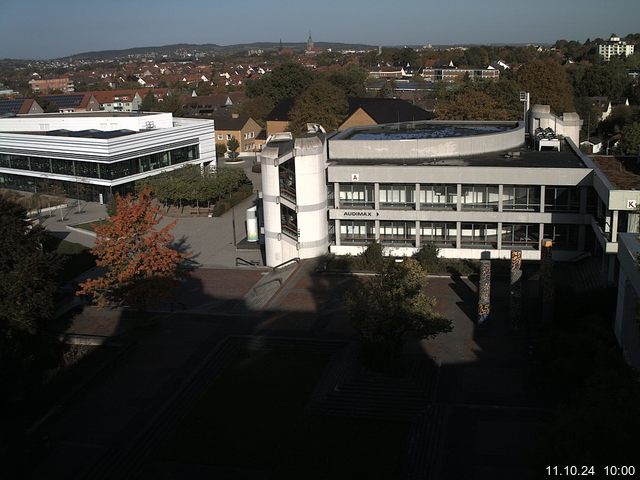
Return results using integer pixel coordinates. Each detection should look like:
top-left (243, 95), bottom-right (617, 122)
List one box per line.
top-left (64, 42), bottom-right (377, 60)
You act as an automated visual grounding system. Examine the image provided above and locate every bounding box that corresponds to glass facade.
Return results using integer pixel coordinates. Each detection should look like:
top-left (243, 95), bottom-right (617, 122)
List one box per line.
top-left (503, 186), bottom-right (540, 211)
top-left (340, 221), bottom-right (375, 245)
top-left (461, 185), bottom-right (499, 210)
top-left (543, 224), bottom-right (580, 250)
top-left (379, 184), bottom-right (415, 209)
top-left (339, 183), bottom-right (375, 209)
top-left (0, 144), bottom-right (198, 181)
top-left (379, 221), bottom-right (416, 246)
top-left (545, 186), bottom-right (580, 212)
top-left (460, 223), bottom-right (498, 248)
top-left (420, 222), bottom-right (457, 247)
top-left (502, 223), bottom-right (539, 249)
top-left (420, 184), bottom-right (457, 210)
top-left (279, 159), bottom-right (296, 202)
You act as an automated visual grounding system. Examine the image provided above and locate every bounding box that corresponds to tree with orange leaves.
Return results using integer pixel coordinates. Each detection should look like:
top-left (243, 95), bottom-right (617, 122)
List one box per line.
top-left (77, 187), bottom-right (186, 310)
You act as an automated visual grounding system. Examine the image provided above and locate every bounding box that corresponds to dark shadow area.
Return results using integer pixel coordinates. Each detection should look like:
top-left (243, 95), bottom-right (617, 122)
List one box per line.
top-left (8, 249), bottom-right (636, 480)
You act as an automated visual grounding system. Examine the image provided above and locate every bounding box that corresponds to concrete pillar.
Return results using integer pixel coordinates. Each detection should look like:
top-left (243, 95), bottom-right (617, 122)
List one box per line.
top-left (541, 238), bottom-right (554, 322)
top-left (578, 225), bottom-right (586, 251)
top-left (539, 185), bottom-right (546, 213)
top-left (579, 186), bottom-right (587, 214)
top-left (608, 254), bottom-right (616, 285)
top-left (374, 183), bottom-right (380, 210)
top-left (415, 220), bottom-right (421, 248)
top-left (612, 210), bottom-right (619, 243)
top-left (334, 182), bottom-right (340, 208)
top-left (456, 221), bottom-right (462, 249)
top-left (415, 183), bottom-right (421, 211)
top-left (510, 250), bottom-right (523, 329)
top-left (538, 223), bottom-right (545, 251)
top-left (498, 185), bottom-right (504, 213)
top-left (497, 222), bottom-right (503, 250)
top-left (335, 219), bottom-right (341, 246)
top-left (478, 258), bottom-right (491, 324)
top-left (375, 219), bottom-right (380, 241)
top-left (457, 183), bottom-right (462, 211)
top-left (615, 270), bottom-right (627, 342)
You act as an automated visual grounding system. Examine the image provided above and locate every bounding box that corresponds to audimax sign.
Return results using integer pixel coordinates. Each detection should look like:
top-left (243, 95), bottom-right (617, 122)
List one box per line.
top-left (343, 211), bottom-right (380, 217)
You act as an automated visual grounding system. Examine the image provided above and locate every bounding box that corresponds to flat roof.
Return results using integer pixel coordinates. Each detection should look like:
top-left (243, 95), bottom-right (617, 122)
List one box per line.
top-left (15, 111), bottom-right (163, 119)
top-left (330, 143), bottom-right (587, 169)
top-left (593, 156), bottom-right (640, 189)
top-left (18, 129), bottom-right (139, 139)
top-left (344, 123), bottom-right (514, 140)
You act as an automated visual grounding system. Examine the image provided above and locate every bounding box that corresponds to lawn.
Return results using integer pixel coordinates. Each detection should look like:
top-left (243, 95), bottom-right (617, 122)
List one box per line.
top-left (73, 219), bottom-right (110, 232)
top-left (43, 235), bottom-right (96, 282)
top-left (157, 343), bottom-right (409, 479)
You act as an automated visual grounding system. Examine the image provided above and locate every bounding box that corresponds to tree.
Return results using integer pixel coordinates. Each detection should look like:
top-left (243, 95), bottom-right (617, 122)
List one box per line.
top-left (139, 90), bottom-right (158, 111)
top-left (344, 258), bottom-right (452, 368)
top-left (618, 123), bottom-right (640, 156)
top-left (245, 62), bottom-right (314, 104)
top-left (226, 137), bottom-right (240, 159)
top-left (326, 64), bottom-right (368, 97)
top-left (287, 79), bottom-right (348, 134)
top-left (239, 95), bottom-right (275, 126)
top-left (516, 59), bottom-right (576, 114)
top-left (0, 195), bottom-right (61, 335)
top-left (216, 142), bottom-right (227, 159)
top-left (77, 188), bottom-right (187, 310)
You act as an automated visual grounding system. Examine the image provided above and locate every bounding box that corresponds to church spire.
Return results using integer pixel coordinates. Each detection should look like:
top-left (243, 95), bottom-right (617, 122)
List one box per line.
top-left (307, 31), bottom-right (314, 51)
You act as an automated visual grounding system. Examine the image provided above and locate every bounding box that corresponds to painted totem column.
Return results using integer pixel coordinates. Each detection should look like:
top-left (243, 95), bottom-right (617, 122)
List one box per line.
top-left (510, 249), bottom-right (523, 329)
top-left (541, 238), bottom-right (555, 322)
top-left (478, 259), bottom-right (491, 324)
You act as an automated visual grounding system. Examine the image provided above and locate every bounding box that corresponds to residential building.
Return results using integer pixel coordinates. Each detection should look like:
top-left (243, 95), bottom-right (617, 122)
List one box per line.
top-left (0, 112), bottom-right (215, 202)
top-left (213, 113), bottom-right (263, 153)
top-left (28, 77), bottom-right (75, 94)
top-left (421, 65), bottom-right (500, 83)
top-left (38, 93), bottom-right (100, 113)
top-left (183, 93), bottom-right (245, 117)
top-left (91, 90), bottom-right (143, 112)
top-left (598, 34), bottom-right (635, 61)
top-left (0, 98), bottom-right (44, 116)
top-left (265, 97), bottom-right (433, 137)
top-left (339, 98), bottom-right (433, 131)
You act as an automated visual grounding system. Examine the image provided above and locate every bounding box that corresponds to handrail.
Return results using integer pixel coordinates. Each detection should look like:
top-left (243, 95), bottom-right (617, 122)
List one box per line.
top-left (252, 278), bottom-right (282, 295)
top-left (236, 256), bottom-right (259, 266)
top-left (272, 257), bottom-right (300, 272)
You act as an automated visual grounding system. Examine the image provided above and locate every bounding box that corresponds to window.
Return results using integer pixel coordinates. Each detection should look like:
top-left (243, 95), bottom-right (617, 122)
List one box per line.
top-left (545, 186), bottom-right (580, 212)
top-left (339, 183), bottom-right (375, 209)
top-left (379, 221), bottom-right (416, 246)
top-left (543, 224), bottom-right (579, 250)
top-left (29, 157), bottom-right (52, 173)
top-left (217, 134), bottom-right (223, 140)
top-left (379, 184), bottom-right (415, 209)
top-left (420, 184), bottom-right (456, 209)
top-left (461, 223), bottom-right (498, 248)
top-left (502, 224), bottom-right (539, 249)
top-left (503, 186), bottom-right (540, 211)
top-left (340, 221), bottom-right (375, 245)
top-left (281, 205), bottom-right (298, 240)
top-left (279, 159), bottom-right (296, 201)
top-left (420, 222), bottom-right (457, 247)
top-left (226, 134), bottom-right (232, 140)
top-left (461, 185), bottom-right (499, 210)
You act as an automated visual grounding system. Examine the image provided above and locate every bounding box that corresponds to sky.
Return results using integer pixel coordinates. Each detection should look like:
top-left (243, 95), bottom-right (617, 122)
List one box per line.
top-left (1, 0), bottom-right (639, 59)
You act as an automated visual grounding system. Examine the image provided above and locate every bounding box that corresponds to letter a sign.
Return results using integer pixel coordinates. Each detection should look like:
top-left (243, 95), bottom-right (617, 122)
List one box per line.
top-left (351, 173), bottom-right (360, 182)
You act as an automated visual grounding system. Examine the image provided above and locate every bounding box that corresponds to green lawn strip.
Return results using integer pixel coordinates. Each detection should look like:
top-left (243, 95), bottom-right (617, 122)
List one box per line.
top-left (159, 344), bottom-right (408, 478)
top-left (43, 235), bottom-right (96, 283)
top-left (72, 219), bottom-right (110, 232)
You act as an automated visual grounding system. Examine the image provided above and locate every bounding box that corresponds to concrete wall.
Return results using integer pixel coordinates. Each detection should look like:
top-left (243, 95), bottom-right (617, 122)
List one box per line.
top-left (615, 233), bottom-right (640, 368)
top-left (2, 112), bottom-right (174, 132)
top-left (329, 121), bottom-right (524, 160)
top-left (529, 105), bottom-right (582, 146)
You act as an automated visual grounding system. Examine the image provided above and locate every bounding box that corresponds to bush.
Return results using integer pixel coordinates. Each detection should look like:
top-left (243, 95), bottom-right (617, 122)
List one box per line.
top-left (356, 241), bottom-right (386, 272)
top-left (212, 200), bottom-right (231, 217)
top-left (414, 243), bottom-right (440, 272)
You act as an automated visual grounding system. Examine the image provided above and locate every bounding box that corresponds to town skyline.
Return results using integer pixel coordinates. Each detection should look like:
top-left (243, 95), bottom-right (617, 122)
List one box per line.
top-left (1, 0), bottom-right (639, 59)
